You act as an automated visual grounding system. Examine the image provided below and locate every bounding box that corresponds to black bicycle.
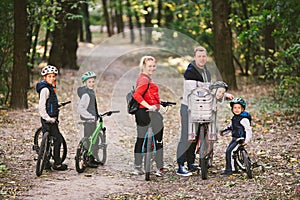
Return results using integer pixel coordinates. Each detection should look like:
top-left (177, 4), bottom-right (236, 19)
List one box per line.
top-left (33, 101), bottom-right (70, 176)
top-left (144, 101), bottom-right (176, 181)
top-left (233, 137), bottom-right (264, 179)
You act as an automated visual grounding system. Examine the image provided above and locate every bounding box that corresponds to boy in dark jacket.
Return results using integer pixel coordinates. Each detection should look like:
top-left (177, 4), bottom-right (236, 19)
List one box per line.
top-left (220, 97), bottom-right (252, 175)
top-left (36, 65), bottom-right (67, 171)
top-left (77, 71), bottom-right (101, 167)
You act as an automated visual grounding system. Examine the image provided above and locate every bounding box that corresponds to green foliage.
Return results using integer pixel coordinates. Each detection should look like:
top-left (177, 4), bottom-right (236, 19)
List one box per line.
top-left (265, 43), bottom-right (300, 110)
top-left (0, 0), bottom-right (13, 106)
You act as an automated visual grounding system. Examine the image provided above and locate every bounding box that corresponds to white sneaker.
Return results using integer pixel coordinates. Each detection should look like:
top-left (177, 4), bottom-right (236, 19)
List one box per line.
top-left (154, 169), bottom-right (162, 177)
top-left (131, 167), bottom-right (144, 175)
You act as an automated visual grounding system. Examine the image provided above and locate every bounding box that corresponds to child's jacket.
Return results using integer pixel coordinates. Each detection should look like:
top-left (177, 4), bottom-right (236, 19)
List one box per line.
top-left (77, 86), bottom-right (98, 120)
top-left (231, 111), bottom-right (252, 143)
top-left (36, 80), bottom-right (59, 119)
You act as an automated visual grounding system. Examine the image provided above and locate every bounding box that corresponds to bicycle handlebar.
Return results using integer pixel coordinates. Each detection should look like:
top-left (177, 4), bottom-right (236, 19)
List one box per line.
top-left (99, 110), bottom-right (120, 117)
top-left (60, 101), bottom-right (71, 107)
top-left (160, 101), bottom-right (176, 107)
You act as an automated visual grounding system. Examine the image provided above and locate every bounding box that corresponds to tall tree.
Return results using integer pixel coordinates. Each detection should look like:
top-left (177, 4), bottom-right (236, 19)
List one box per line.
top-left (11, 0), bottom-right (29, 108)
top-left (102, 0), bottom-right (112, 36)
top-left (212, 0), bottom-right (237, 90)
top-left (49, 0), bottom-right (80, 70)
top-left (81, 1), bottom-right (92, 43)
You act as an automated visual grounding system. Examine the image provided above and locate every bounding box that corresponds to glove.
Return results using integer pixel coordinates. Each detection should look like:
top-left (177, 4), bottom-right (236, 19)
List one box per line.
top-left (220, 127), bottom-right (232, 136)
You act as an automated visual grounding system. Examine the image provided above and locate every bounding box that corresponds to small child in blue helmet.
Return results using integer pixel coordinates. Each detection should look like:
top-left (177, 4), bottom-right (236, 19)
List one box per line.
top-left (77, 71), bottom-right (102, 168)
top-left (220, 97), bottom-right (252, 175)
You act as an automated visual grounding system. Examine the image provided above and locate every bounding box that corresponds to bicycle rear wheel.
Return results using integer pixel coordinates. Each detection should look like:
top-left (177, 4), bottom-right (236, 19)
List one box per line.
top-left (34, 127), bottom-right (67, 162)
top-left (75, 138), bottom-right (88, 173)
top-left (144, 132), bottom-right (152, 181)
top-left (36, 132), bottom-right (50, 177)
top-left (95, 131), bottom-right (107, 165)
top-left (242, 150), bottom-right (253, 179)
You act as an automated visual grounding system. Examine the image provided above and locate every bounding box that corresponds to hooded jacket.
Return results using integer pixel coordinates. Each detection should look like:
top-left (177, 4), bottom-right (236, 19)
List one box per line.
top-left (77, 86), bottom-right (98, 120)
top-left (36, 80), bottom-right (59, 118)
top-left (231, 111), bottom-right (252, 143)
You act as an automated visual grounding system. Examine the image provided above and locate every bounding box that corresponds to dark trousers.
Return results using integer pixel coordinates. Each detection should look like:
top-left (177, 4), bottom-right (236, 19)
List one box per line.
top-left (225, 138), bottom-right (239, 172)
top-left (176, 104), bottom-right (196, 166)
top-left (41, 118), bottom-right (63, 165)
top-left (134, 111), bottom-right (164, 169)
top-left (83, 121), bottom-right (98, 157)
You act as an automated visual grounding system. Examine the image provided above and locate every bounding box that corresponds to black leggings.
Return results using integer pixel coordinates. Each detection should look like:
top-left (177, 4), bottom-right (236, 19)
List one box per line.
top-left (134, 111), bottom-right (164, 169)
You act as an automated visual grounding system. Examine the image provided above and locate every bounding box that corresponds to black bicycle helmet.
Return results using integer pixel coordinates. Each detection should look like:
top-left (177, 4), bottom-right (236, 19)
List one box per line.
top-left (230, 97), bottom-right (246, 109)
top-left (209, 81), bottom-right (228, 91)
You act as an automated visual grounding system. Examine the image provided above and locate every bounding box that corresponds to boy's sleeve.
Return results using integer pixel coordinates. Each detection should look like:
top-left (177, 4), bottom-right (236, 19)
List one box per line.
top-left (77, 93), bottom-right (94, 120)
top-left (39, 88), bottom-right (51, 121)
top-left (241, 118), bottom-right (252, 143)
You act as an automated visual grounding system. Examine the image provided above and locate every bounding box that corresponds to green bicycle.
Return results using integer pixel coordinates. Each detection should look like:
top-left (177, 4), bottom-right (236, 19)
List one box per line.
top-left (75, 110), bottom-right (119, 173)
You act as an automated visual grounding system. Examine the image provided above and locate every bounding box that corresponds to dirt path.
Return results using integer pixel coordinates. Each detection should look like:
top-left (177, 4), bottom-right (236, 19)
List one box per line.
top-left (0, 35), bottom-right (299, 199)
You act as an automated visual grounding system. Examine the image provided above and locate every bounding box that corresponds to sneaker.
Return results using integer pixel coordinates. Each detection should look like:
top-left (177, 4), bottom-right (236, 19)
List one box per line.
top-left (176, 164), bottom-right (192, 177)
top-left (154, 168), bottom-right (167, 177)
top-left (220, 171), bottom-right (233, 175)
top-left (131, 167), bottom-right (144, 175)
top-left (155, 169), bottom-right (162, 177)
top-left (53, 164), bottom-right (68, 171)
top-left (188, 163), bottom-right (201, 172)
top-left (87, 156), bottom-right (98, 168)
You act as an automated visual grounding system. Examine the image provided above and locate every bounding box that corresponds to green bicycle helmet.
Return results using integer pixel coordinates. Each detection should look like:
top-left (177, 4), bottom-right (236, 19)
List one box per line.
top-left (230, 97), bottom-right (246, 109)
top-left (209, 81), bottom-right (228, 91)
top-left (81, 71), bottom-right (96, 83)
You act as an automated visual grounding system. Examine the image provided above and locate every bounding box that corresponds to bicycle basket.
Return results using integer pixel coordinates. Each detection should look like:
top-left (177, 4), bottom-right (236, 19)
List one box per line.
top-left (188, 85), bottom-right (213, 123)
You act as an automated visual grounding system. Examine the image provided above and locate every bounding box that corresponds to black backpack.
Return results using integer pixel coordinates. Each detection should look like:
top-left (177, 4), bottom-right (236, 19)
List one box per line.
top-left (126, 82), bottom-right (150, 115)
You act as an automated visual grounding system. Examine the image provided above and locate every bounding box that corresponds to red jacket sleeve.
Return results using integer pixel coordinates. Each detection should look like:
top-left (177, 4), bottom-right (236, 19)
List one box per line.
top-left (133, 75), bottom-right (149, 104)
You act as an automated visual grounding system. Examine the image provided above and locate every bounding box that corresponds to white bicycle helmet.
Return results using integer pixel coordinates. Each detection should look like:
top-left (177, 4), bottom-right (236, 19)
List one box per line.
top-left (41, 65), bottom-right (58, 76)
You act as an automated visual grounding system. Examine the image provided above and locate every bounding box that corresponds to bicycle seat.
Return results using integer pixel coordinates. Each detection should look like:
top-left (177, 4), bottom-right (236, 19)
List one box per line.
top-left (236, 137), bottom-right (245, 144)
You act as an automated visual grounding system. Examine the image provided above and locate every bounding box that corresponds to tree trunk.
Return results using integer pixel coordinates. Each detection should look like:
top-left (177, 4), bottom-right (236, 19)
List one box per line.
top-left (49, 0), bottom-right (64, 68)
top-left (81, 2), bottom-right (92, 43)
top-left (102, 0), bottom-right (112, 36)
top-left (144, 4), bottom-right (153, 45)
top-left (11, 0), bottom-right (29, 109)
top-left (212, 0), bottom-right (237, 90)
top-left (126, 0), bottom-right (135, 43)
top-left (49, 0), bottom-right (79, 70)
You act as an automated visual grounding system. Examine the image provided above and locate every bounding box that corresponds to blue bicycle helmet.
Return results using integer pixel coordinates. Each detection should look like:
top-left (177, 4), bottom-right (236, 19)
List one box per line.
top-left (230, 97), bottom-right (246, 109)
top-left (81, 71), bottom-right (96, 83)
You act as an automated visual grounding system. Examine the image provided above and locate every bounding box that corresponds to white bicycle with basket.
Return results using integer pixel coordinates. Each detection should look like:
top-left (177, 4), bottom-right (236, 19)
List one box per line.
top-left (187, 81), bottom-right (227, 179)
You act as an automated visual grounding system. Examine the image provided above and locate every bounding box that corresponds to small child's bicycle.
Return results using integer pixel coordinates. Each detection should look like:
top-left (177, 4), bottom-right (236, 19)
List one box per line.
top-left (75, 110), bottom-right (120, 173)
top-left (233, 137), bottom-right (265, 179)
top-left (33, 101), bottom-right (70, 177)
top-left (144, 101), bottom-right (176, 181)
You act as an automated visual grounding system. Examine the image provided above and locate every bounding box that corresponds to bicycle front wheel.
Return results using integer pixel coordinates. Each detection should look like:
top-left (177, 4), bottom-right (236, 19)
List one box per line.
top-left (242, 150), bottom-right (253, 179)
top-left (75, 137), bottom-right (88, 173)
top-left (36, 132), bottom-right (50, 177)
top-left (34, 127), bottom-right (67, 163)
top-left (199, 126), bottom-right (208, 180)
top-left (96, 132), bottom-right (107, 165)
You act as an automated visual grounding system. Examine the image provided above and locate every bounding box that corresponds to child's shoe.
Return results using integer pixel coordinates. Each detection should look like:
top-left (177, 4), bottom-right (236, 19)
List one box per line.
top-left (188, 163), bottom-right (201, 172)
top-left (53, 164), bottom-right (68, 171)
top-left (221, 170), bottom-right (233, 175)
top-left (87, 156), bottom-right (98, 168)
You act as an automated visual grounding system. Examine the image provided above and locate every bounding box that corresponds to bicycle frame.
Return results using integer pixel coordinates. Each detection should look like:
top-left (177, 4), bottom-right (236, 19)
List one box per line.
top-left (86, 118), bottom-right (105, 157)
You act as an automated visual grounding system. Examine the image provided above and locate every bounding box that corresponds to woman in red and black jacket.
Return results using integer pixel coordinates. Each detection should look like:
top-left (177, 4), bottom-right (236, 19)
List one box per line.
top-left (132, 56), bottom-right (164, 177)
